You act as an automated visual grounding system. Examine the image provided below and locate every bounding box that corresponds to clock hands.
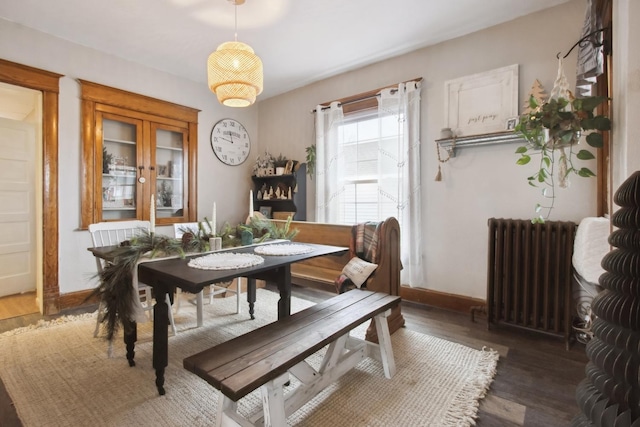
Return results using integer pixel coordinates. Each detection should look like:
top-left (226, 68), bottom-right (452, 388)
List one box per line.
top-left (211, 119), bottom-right (250, 166)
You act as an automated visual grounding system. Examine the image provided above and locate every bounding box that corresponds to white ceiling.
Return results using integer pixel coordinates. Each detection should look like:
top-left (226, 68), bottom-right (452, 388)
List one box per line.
top-left (0, 0), bottom-right (571, 100)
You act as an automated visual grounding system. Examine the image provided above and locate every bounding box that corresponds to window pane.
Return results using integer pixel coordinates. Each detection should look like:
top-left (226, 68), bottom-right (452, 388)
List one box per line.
top-left (337, 110), bottom-right (400, 225)
top-left (380, 114), bottom-right (400, 138)
top-left (356, 117), bottom-right (378, 141)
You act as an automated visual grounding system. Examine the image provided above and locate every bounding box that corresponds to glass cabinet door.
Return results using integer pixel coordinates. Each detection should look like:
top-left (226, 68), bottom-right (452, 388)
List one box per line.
top-left (99, 114), bottom-right (142, 221)
top-left (152, 123), bottom-right (188, 220)
top-left (80, 80), bottom-right (198, 229)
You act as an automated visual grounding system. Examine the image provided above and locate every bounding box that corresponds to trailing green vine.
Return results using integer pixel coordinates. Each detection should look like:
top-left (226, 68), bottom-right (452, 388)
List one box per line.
top-left (515, 95), bottom-right (610, 223)
top-left (89, 232), bottom-right (192, 341)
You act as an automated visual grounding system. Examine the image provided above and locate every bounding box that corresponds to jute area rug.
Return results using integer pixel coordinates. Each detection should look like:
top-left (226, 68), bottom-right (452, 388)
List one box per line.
top-left (0, 289), bottom-right (499, 427)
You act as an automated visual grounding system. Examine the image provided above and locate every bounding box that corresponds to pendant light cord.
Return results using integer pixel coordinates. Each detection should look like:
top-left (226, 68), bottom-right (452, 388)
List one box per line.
top-left (234, 3), bottom-right (238, 41)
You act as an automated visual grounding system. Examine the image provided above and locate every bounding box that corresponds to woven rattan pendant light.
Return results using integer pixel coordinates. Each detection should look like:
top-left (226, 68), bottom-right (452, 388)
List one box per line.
top-left (207, 0), bottom-right (263, 107)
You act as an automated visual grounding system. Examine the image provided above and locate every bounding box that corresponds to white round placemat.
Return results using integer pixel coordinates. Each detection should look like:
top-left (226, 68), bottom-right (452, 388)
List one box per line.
top-left (254, 244), bottom-right (314, 256)
top-left (187, 253), bottom-right (264, 270)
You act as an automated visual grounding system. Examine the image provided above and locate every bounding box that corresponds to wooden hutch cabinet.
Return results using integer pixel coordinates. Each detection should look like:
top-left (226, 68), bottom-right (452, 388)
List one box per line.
top-left (80, 81), bottom-right (198, 229)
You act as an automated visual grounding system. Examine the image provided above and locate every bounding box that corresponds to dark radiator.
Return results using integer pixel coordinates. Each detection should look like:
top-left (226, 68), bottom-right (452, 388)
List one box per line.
top-left (486, 218), bottom-right (577, 346)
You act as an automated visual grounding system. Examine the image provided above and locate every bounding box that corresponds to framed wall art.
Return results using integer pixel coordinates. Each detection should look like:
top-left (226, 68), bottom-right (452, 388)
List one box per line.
top-left (444, 64), bottom-right (519, 137)
top-left (259, 206), bottom-right (272, 218)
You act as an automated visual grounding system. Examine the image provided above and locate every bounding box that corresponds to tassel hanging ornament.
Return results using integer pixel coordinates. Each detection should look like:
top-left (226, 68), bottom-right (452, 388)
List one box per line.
top-left (435, 136), bottom-right (454, 181)
top-left (549, 58), bottom-right (571, 102)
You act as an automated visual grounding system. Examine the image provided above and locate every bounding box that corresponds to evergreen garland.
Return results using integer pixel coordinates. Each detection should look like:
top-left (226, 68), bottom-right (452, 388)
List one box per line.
top-left (90, 232), bottom-right (191, 341)
top-left (90, 217), bottom-right (299, 341)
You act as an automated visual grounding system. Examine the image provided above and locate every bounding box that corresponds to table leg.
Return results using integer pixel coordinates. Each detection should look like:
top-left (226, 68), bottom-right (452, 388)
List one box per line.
top-left (247, 278), bottom-right (256, 319)
top-left (123, 319), bottom-right (137, 367)
top-left (196, 290), bottom-right (204, 327)
top-left (153, 284), bottom-right (170, 396)
top-left (277, 265), bottom-right (292, 319)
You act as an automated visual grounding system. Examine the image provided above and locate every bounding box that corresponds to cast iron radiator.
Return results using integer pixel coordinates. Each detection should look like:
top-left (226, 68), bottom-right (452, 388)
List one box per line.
top-left (486, 218), bottom-right (577, 346)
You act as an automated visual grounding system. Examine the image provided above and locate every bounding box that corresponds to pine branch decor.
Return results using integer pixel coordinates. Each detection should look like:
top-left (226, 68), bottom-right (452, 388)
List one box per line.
top-left (89, 231), bottom-right (191, 341)
top-left (90, 218), bottom-right (300, 342)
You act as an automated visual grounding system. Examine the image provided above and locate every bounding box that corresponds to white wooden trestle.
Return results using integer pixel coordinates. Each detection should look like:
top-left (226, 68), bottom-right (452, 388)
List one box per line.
top-left (215, 309), bottom-right (396, 427)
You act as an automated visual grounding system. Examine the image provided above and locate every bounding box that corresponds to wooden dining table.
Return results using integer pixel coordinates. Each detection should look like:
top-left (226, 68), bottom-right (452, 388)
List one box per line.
top-left (89, 242), bottom-right (348, 395)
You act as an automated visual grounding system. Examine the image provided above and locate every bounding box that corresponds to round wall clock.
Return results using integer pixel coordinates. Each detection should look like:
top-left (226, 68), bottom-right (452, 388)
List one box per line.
top-left (210, 118), bottom-right (251, 166)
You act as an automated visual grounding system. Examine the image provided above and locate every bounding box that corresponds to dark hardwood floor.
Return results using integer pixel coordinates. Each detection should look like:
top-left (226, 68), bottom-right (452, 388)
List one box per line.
top-left (0, 285), bottom-right (588, 426)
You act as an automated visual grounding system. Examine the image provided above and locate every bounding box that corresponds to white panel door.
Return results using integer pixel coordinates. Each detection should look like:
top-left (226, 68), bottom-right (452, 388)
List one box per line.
top-left (0, 118), bottom-right (36, 297)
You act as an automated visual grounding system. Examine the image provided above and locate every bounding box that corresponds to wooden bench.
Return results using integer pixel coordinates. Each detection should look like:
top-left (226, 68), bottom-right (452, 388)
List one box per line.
top-left (184, 290), bottom-right (400, 427)
top-left (272, 217), bottom-right (404, 343)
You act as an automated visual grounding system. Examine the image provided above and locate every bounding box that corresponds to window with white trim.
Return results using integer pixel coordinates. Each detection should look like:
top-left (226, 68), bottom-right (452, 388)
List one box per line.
top-left (337, 109), bottom-right (401, 224)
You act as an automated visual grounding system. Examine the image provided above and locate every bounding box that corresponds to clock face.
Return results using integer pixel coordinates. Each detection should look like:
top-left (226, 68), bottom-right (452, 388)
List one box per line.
top-left (210, 118), bottom-right (251, 166)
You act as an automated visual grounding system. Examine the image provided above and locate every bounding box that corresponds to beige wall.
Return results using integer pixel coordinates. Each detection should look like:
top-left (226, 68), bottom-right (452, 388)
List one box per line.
top-left (0, 18), bottom-right (259, 294)
top-left (258, 0), bottom-right (594, 298)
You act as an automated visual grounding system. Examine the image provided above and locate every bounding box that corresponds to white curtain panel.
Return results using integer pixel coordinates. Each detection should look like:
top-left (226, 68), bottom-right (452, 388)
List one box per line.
top-left (378, 82), bottom-right (424, 287)
top-left (314, 101), bottom-right (345, 223)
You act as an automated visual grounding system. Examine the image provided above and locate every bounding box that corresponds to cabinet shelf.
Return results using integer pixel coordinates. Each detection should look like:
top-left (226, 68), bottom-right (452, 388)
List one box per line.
top-left (157, 145), bottom-right (182, 152)
top-left (252, 174), bottom-right (296, 180)
top-left (104, 137), bottom-right (136, 145)
top-left (255, 199), bottom-right (294, 203)
top-left (103, 173), bottom-right (136, 178)
top-left (251, 165), bottom-right (306, 221)
top-left (436, 131), bottom-right (526, 157)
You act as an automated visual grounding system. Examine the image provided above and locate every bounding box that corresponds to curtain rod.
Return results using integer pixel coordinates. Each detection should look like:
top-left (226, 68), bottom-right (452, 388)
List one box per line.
top-left (312, 92), bottom-right (386, 113)
top-left (310, 77), bottom-right (423, 113)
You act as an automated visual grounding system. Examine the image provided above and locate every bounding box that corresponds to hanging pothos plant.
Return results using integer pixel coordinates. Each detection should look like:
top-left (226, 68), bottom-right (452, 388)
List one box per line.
top-left (514, 94), bottom-right (611, 223)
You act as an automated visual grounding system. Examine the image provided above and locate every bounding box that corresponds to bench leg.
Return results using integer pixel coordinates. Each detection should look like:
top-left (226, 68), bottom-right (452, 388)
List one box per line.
top-left (216, 391), bottom-right (234, 427)
top-left (282, 335), bottom-right (367, 417)
top-left (373, 310), bottom-right (396, 378)
top-left (260, 373), bottom-right (289, 427)
top-left (216, 392), bottom-right (253, 427)
top-left (318, 334), bottom-right (348, 373)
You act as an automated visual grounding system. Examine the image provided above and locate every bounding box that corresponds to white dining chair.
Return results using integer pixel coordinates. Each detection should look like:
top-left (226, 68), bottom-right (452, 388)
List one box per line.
top-left (174, 223), bottom-right (242, 323)
top-left (89, 220), bottom-right (178, 337)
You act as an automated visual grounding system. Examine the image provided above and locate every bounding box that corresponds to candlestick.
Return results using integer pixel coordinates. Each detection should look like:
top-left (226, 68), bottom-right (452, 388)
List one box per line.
top-left (249, 190), bottom-right (254, 217)
top-left (212, 202), bottom-right (217, 236)
top-left (150, 194), bottom-right (155, 234)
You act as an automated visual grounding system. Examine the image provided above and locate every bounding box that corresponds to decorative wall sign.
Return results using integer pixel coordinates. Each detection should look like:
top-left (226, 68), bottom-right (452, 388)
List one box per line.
top-left (444, 64), bottom-right (519, 137)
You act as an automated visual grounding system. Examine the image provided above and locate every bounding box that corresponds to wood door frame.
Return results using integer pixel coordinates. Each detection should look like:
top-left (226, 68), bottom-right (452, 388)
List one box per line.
top-left (596, 0), bottom-right (613, 217)
top-left (0, 59), bottom-right (62, 315)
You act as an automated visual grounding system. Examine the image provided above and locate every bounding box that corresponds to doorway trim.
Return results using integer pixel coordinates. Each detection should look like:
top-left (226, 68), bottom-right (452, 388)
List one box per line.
top-left (0, 58), bottom-right (62, 315)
